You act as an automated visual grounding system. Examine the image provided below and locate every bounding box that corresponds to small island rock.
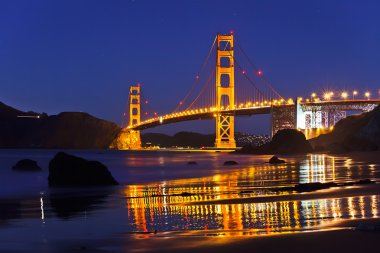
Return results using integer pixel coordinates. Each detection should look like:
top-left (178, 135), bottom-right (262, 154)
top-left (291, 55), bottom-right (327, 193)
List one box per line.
top-left (12, 159), bottom-right (41, 171)
top-left (48, 152), bottom-right (118, 187)
top-left (224, 160), bottom-right (239, 166)
top-left (269, 156), bottom-right (286, 164)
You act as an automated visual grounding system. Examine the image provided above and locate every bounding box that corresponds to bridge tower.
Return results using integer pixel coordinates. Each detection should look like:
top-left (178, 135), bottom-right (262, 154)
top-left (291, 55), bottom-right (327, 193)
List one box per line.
top-left (110, 85), bottom-right (142, 150)
top-left (126, 85), bottom-right (142, 149)
top-left (215, 33), bottom-right (236, 149)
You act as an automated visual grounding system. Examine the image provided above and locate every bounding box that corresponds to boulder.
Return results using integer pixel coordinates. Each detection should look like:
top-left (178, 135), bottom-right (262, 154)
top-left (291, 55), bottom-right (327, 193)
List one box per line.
top-left (294, 182), bottom-right (337, 192)
top-left (224, 160), bottom-right (239, 166)
top-left (48, 152), bottom-right (118, 187)
top-left (269, 156), bottom-right (286, 164)
top-left (12, 159), bottom-right (41, 171)
top-left (237, 129), bottom-right (312, 155)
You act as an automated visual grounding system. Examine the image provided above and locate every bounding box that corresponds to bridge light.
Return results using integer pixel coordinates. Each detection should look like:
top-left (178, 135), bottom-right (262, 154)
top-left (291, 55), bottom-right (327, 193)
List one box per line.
top-left (341, 92), bottom-right (348, 100)
top-left (352, 90), bottom-right (358, 100)
top-left (311, 93), bottom-right (316, 98)
top-left (365, 91), bottom-right (371, 100)
top-left (145, 100), bottom-right (148, 104)
top-left (242, 70), bottom-right (246, 74)
top-left (159, 117), bottom-right (163, 123)
top-left (257, 70), bottom-right (263, 76)
top-left (195, 75), bottom-right (200, 79)
top-left (323, 93), bottom-right (331, 100)
top-left (287, 98), bottom-right (294, 104)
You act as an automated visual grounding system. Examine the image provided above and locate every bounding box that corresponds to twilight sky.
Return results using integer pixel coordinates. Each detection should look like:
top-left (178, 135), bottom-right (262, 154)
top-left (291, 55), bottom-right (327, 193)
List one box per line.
top-left (1, 0), bottom-right (379, 134)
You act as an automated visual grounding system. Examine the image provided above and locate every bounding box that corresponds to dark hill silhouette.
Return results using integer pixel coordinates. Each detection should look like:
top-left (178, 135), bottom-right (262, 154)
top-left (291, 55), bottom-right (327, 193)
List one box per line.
top-left (142, 132), bottom-right (215, 148)
top-left (310, 105), bottom-right (380, 152)
top-left (0, 102), bottom-right (120, 149)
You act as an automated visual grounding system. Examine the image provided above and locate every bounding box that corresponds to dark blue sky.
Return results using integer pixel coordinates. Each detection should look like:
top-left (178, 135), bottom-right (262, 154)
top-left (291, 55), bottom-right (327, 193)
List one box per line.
top-left (1, 0), bottom-right (379, 134)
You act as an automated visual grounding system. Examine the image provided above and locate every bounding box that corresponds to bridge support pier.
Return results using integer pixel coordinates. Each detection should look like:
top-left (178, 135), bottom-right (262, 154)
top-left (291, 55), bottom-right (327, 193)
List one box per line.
top-left (215, 33), bottom-right (236, 149)
top-left (110, 84), bottom-right (142, 150)
top-left (110, 129), bottom-right (141, 150)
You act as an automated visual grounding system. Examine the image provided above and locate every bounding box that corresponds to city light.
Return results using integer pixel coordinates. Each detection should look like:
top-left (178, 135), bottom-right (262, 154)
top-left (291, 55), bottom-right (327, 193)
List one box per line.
top-left (341, 92), bottom-right (348, 99)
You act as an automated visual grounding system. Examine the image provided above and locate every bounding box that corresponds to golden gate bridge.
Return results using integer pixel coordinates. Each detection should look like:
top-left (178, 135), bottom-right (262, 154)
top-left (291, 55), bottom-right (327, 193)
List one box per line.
top-left (112, 33), bottom-right (380, 150)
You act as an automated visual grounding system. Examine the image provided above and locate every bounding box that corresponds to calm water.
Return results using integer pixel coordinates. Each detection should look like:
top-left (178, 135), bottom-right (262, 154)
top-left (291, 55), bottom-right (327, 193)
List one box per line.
top-left (0, 150), bottom-right (379, 250)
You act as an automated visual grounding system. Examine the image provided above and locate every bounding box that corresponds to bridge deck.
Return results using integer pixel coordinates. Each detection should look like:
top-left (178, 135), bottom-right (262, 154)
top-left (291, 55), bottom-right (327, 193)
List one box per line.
top-left (129, 99), bottom-right (380, 131)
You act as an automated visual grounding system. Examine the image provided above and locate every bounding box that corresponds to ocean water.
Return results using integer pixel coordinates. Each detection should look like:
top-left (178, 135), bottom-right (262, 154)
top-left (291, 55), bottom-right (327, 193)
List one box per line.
top-left (0, 150), bottom-right (379, 251)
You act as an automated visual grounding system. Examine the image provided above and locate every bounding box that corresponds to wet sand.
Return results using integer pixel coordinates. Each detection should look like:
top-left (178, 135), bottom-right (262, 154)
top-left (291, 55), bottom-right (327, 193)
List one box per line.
top-left (20, 218), bottom-right (379, 253)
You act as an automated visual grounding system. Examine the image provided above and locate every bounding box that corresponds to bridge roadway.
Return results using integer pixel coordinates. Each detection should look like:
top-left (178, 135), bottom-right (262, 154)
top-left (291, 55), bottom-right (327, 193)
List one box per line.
top-left (129, 99), bottom-right (380, 131)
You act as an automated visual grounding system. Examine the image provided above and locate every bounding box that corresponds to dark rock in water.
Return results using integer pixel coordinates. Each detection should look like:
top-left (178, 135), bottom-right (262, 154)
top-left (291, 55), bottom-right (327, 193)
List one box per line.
top-left (269, 156), bottom-right (286, 164)
top-left (294, 182), bottom-right (337, 192)
top-left (224, 160), bottom-right (238, 166)
top-left (238, 129), bottom-right (312, 155)
top-left (48, 152), bottom-right (119, 187)
top-left (179, 192), bottom-right (192, 196)
top-left (187, 161), bottom-right (198, 165)
top-left (12, 159), bottom-right (41, 171)
top-left (356, 179), bottom-right (375, 185)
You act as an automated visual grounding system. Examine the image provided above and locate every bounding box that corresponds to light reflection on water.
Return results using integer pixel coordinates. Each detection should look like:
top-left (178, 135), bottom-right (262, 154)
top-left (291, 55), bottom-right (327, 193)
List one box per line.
top-left (1, 153), bottom-right (379, 242)
top-left (124, 195), bottom-right (378, 236)
top-left (122, 154), bottom-right (380, 235)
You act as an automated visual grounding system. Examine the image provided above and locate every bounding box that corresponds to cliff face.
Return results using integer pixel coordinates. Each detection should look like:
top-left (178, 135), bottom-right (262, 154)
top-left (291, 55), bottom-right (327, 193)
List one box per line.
top-left (310, 105), bottom-right (380, 152)
top-left (0, 102), bottom-right (120, 149)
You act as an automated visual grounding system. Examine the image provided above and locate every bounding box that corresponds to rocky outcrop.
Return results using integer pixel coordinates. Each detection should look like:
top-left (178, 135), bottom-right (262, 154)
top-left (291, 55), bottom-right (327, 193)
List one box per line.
top-left (238, 129), bottom-right (312, 155)
top-left (12, 159), bottom-right (41, 171)
top-left (48, 152), bottom-right (119, 187)
top-left (310, 105), bottom-right (380, 152)
top-left (0, 102), bottom-right (120, 149)
top-left (269, 156), bottom-right (286, 164)
top-left (224, 160), bottom-right (239, 166)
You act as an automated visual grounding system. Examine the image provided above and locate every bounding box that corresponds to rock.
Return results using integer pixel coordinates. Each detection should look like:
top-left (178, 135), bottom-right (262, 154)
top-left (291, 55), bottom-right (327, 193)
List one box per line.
top-left (356, 179), bottom-right (375, 185)
top-left (12, 159), bottom-right (41, 171)
top-left (48, 152), bottom-right (119, 187)
top-left (187, 161), bottom-right (198, 165)
top-left (269, 156), bottom-right (286, 164)
top-left (237, 129), bottom-right (312, 155)
top-left (310, 104), bottom-right (380, 152)
top-left (293, 182), bottom-right (337, 192)
top-left (224, 160), bottom-right (239, 166)
top-left (179, 192), bottom-right (192, 196)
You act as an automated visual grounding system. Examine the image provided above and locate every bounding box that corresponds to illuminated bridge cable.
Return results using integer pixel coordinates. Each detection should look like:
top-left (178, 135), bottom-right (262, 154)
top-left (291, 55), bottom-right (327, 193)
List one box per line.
top-left (173, 35), bottom-right (217, 113)
top-left (185, 69), bottom-right (215, 111)
top-left (236, 39), bottom-right (283, 100)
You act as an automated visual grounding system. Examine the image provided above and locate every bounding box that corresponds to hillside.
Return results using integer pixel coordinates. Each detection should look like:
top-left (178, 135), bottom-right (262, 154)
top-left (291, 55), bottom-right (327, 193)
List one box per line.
top-left (310, 105), bottom-right (380, 152)
top-left (0, 102), bottom-right (120, 149)
top-left (142, 132), bottom-right (215, 148)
